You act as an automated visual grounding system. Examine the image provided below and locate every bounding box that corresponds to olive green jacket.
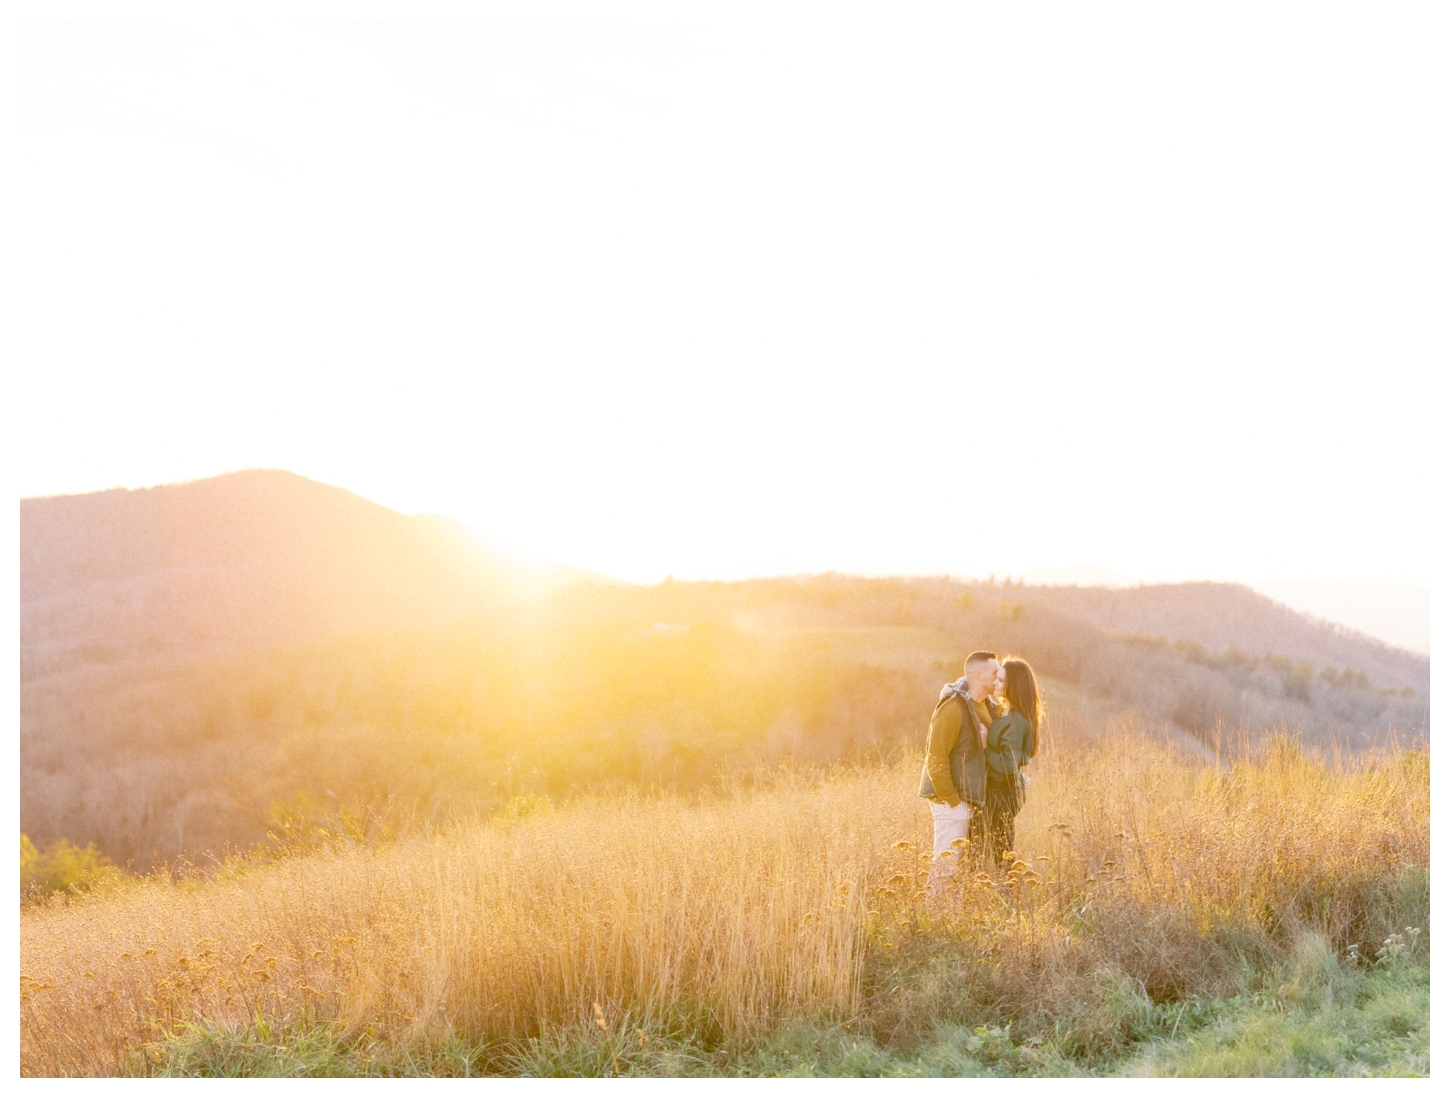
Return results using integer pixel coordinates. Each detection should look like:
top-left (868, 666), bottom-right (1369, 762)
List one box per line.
top-left (918, 693), bottom-right (993, 808)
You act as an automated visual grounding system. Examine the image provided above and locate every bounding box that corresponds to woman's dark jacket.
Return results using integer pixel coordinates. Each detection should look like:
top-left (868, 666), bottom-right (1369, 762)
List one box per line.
top-left (985, 709), bottom-right (1033, 807)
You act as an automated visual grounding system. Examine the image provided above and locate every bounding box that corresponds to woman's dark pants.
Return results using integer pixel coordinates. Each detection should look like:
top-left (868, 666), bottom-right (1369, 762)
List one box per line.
top-left (971, 775), bottom-right (1018, 867)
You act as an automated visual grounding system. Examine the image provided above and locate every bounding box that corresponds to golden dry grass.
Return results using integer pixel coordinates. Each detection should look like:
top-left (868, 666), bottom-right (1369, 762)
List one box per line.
top-left (20, 725), bottom-right (1429, 1076)
top-left (862, 730), bottom-right (1428, 1059)
top-left (21, 767), bottom-right (897, 1075)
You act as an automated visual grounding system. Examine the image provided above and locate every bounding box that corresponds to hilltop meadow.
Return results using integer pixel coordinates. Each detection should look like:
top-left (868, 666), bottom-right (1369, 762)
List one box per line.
top-left (20, 473), bottom-right (1430, 1076)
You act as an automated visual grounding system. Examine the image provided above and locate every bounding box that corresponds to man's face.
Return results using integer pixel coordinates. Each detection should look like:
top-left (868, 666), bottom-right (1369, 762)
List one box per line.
top-left (966, 659), bottom-right (1001, 698)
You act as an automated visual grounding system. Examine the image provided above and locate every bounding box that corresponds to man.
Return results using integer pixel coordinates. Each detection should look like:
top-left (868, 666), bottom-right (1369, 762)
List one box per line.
top-left (918, 650), bottom-right (1003, 897)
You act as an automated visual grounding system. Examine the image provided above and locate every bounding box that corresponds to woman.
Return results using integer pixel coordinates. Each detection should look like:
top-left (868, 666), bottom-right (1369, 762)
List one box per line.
top-left (978, 657), bottom-right (1043, 868)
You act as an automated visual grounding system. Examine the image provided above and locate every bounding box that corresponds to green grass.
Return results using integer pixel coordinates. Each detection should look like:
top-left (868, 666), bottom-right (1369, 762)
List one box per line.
top-left (134, 944), bottom-right (1427, 1077)
top-left (136, 1016), bottom-right (495, 1078)
top-left (1120, 953), bottom-right (1428, 1077)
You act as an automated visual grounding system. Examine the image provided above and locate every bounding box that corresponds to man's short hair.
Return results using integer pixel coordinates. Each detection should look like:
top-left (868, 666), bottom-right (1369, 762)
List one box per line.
top-left (964, 650), bottom-right (998, 667)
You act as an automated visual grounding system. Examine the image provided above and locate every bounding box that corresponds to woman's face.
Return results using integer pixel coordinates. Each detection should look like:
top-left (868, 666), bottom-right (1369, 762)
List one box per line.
top-left (992, 664), bottom-right (1007, 697)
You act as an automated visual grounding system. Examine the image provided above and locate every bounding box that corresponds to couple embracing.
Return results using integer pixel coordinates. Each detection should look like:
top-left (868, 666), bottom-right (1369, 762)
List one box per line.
top-left (918, 651), bottom-right (1043, 896)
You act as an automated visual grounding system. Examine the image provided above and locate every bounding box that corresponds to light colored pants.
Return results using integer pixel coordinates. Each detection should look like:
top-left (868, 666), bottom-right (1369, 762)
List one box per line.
top-left (927, 799), bottom-right (973, 897)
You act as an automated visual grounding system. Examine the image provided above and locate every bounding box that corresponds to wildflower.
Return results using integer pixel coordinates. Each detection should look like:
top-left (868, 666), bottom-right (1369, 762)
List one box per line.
top-left (892, 841), bottom-right (912, 851)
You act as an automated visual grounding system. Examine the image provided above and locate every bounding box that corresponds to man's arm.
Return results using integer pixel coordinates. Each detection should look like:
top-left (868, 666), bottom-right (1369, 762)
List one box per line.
top-left (925, 702), bottom-right (965, 807)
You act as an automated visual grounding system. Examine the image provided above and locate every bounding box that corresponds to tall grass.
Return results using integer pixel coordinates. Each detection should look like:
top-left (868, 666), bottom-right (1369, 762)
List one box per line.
top-left (20, 725), bottom-right (1428, 1076)
top-left (21, 765), bottom-right (897, 1076)
top-left (862, 730), bottom-right (1429, 1061)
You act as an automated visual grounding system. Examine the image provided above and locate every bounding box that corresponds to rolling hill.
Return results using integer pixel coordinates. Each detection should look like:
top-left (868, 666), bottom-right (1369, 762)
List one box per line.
top-left (21, 469), bottom-right (589, 682)
top-left (1015, 581), bottom-right (1427, 694)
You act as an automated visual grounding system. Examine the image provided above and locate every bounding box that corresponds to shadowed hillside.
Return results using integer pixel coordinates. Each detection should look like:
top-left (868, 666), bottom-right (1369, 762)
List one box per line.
top-left (20, 474), bottom-right (1429, 871)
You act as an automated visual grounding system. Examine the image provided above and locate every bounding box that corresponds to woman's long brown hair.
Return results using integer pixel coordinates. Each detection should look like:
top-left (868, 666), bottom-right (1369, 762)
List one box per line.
top-left (1002, 657), bottom-right (1043, 754)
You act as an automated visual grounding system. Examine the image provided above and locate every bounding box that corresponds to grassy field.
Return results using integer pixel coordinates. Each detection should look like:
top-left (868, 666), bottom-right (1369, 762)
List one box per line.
top-left (20, 719), bottom-right (1428, 1077)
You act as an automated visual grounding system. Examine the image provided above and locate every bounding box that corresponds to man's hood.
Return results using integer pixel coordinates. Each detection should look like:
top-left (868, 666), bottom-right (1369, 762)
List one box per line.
top-left (941, 677), bottom-right (971, 701)
top-left (941, 677), bottom-right (998, 711)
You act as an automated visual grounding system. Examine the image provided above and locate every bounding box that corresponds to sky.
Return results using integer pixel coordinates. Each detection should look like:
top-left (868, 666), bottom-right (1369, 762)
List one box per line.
top-left (9, 7), bottom-right (1444, 597)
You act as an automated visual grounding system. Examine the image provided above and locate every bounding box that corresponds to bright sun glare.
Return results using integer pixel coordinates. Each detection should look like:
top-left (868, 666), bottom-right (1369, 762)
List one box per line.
top-left (10, 11), bottom-right (1438, 591)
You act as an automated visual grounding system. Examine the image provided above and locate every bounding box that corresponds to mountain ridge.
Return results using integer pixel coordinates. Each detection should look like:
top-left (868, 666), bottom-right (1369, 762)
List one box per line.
top-left (1010, 580), bottom-right (1428, 693)
top-left (20, 469), bottom-right (591, 682)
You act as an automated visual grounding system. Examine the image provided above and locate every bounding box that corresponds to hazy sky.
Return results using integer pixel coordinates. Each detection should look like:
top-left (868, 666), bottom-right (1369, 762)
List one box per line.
top-left (10, 7), bottom-right (1443, 587)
